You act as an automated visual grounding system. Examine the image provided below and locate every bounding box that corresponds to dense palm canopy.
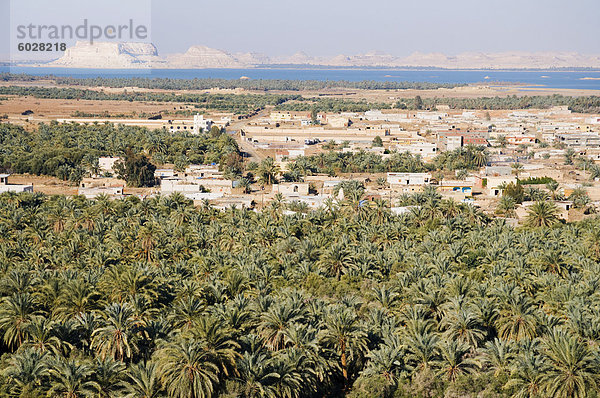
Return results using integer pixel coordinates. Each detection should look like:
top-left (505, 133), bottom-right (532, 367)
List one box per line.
top-left (0, 190), bottom-right (599, 397)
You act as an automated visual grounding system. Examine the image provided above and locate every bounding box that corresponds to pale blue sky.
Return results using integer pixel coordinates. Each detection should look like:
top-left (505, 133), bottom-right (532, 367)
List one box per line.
top-left (150, 0), bottom-right (600, 56)
top-left (2, 0), bottom-right (599, 60)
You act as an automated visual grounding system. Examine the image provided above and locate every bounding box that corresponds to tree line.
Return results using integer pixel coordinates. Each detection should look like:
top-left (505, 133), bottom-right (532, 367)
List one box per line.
top-left (0, 86), bottom-right (297, 114)
top-left (0, 73), bottom-right (465, 91)
top-left (276, 94), bottom-right (600, 114)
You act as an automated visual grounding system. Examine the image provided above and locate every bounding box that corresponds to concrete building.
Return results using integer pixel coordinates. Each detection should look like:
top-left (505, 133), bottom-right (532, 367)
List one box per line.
top-left (556, 133), bottom-right (600, 148)
top-left (155, 169), bottom-right (176, 179)
top-left (364, 110), bottom-right (408, 122)
top-left (98, 157), bottom-right (120, 174)
top-left (0, 174), bottom-right (33, 193)
top-left (270, 112), bottom-right (293, 122)
top-left (387, 172), bottom-right (432, 186)
top-left (439, 180), bottom-right (473, 195)
top-left (483, 176), bottom-right (517, 197)
top-left (78, 186), bottom-right (124, 199)
top-left (193, 114), bottom-right (213, 133)
top-left (395, 142), bottom-right (438, 158)
top-left (273, 182), bottom-right (310, 196)
top-left (506, 135), bottom-right (536, 145)
top-left (168, 120), bottom-right (194, 133)
top-left (80, 177), bottom-right (126, 189)
top-left (326, 116), bottom-right (350, 128)
top-left (585, 117), bottom-right (600, 124)
top-left (438, 133), bottom-right (488, 151)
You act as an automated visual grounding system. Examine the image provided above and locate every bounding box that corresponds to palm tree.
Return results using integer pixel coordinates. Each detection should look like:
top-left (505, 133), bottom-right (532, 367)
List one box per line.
top-left (433, 340), bottom-right (479, 382)
top-left (496, 195), bottom-right (517, 217)
top-left (539, 328), bottom-right (599, 398)
top-left (122, 361), bottom-right (162, 398)
top-left (362, 341), bottom-right (406, 388)
top-left (405, 330), bottom-right (439, 372)
top-left (92, 302), bottom-right (138, 362)
top-left (155, 338), bottom-right (219, 398)
top-left (192, 316), bottom-right (240, 378)
top-left (482, 338), bottom-right (514, 376)
top-left (0, 292), bottom-right (38, 350)
top-left (137, 223), bottom-right (159, 264)
top-left (525, 201), bottom-right (560, 228)
top-left (259, 302), bottom-right (303, 351)
top-left (318, 242), bottom-right (353, 281)
top-left (23, 315), bottom-right (65, 355)
top-left (47, 357), bottom-right (100, 398)
top-left (511, 162), bottom-right (524, 178)
top-left (505, 350), bottom-right (544, 398)
top-left (233, 350), bottom-right (279, 398)
top-left (473, 147), bottom-right (488, 168)
top-left (546, 180), bottom-right (562, 200)
top-left (94, 356), bottom-right (126, 398)
top-left (257, 157), bottom-right (280, 186)
top-left (2, 347), bottom-right (49, 396)
top-left (496, 296), bottom-right (539, 341)
top-left (321, 306), bottom-right (368, 389)
top-left (440, 308), bottom-right (485, 350)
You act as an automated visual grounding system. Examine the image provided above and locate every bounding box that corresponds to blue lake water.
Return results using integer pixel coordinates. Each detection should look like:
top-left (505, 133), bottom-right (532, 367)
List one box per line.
top-left (3, 67), bottom-right (600, 90)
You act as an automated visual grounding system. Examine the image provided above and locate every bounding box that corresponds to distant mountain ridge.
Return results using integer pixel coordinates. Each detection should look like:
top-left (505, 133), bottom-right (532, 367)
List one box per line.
top-left (35, 42), bottom-right (600, 69)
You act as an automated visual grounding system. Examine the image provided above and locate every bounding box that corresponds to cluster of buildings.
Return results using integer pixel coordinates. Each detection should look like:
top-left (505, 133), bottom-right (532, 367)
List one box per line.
top-left (6, 106), bottom-right (600, 222)
top-left (242, 107), bottom-right (600, 164)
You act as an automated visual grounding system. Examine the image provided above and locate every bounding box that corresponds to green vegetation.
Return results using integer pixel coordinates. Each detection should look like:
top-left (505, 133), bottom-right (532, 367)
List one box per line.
top-left (519, 176), bottom-right (558, 185)
top-left (0, 122), bottom-right (240, 183)
top-left (277, 94), bottom-right (600, 114)
top-left (0, 190), bottom-right (599, 397)
top-left (432, 146), bottom-right (489, 171)
top-left (401, 94), bottom-right (600, 114)
top-left (0, 86), bottom-right (296, 114)
top-left (113, 149), bottom-right (157, 187)
top-left (288, 151), bottom-right (428, 176)
top-left (4, 80), bottom-right (600, 114)
top-left (0, 73), bottom-right (465, 91)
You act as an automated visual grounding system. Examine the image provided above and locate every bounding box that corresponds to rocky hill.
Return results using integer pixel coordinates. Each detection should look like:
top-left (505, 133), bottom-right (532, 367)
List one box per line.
top-left (38, 42), bottom-right (600, 69)
top-left (47, 41), bottom-right (163, 68)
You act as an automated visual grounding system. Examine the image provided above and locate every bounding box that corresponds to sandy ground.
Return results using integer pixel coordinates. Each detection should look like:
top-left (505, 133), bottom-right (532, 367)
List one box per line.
top-left (8, 174), bottom-right (78, 195)
top-left (2, 82), bottom-right (599, 127)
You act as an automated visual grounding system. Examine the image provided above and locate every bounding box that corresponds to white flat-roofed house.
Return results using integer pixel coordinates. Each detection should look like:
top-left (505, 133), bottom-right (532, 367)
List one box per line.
top-left (326, 116), bottom-right (350, 128)
top-left (444, 135), bottom-right (463, 151)
top-left (387, 172), bottom-right (432, 193)
top-left (0, 174), bottom-right (34, 193)
top-left (193, 114), bottom-right (214, 133)
top-left (273, 182), bottom-right (310, 196)
top-left (506, 135), bottom-right (537, 145)
top-left (160, 178), bottom-right (203, 195)
top-left (98, 157), bottom-right (121, 174)
top-left (484, 176), bottom-right (517, 197)
top-left (155, 169), bottom-right (176, 179)
top-left (364, 110), bottom-right (408, 122)
top-left (416, 112), bottom-right (447, 121)
top-left (387, 172), bottom-right (432, 186)
top-left (585, 116), bottom-right (600, 124)
top-left (197, 178), bottom-right (234, 194)
top-left (270, 111), bottom-right (293, 122)
top-left (556, 133), bottom-right (600, 148)
top-left (185, 165), bottom-right (222, 178)
top-left (395, 142), bottom-right (438, 159)
top-left (160, 176), bottom-right (233, 195)
top-left (78, 186), bottom-right (124, 199)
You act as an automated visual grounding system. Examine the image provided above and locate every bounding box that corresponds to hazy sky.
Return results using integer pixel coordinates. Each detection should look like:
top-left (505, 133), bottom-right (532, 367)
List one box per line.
top-left (1, 0), bottom-right (600, 60)
top-left (150, 0), bottom-right (600, 56)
